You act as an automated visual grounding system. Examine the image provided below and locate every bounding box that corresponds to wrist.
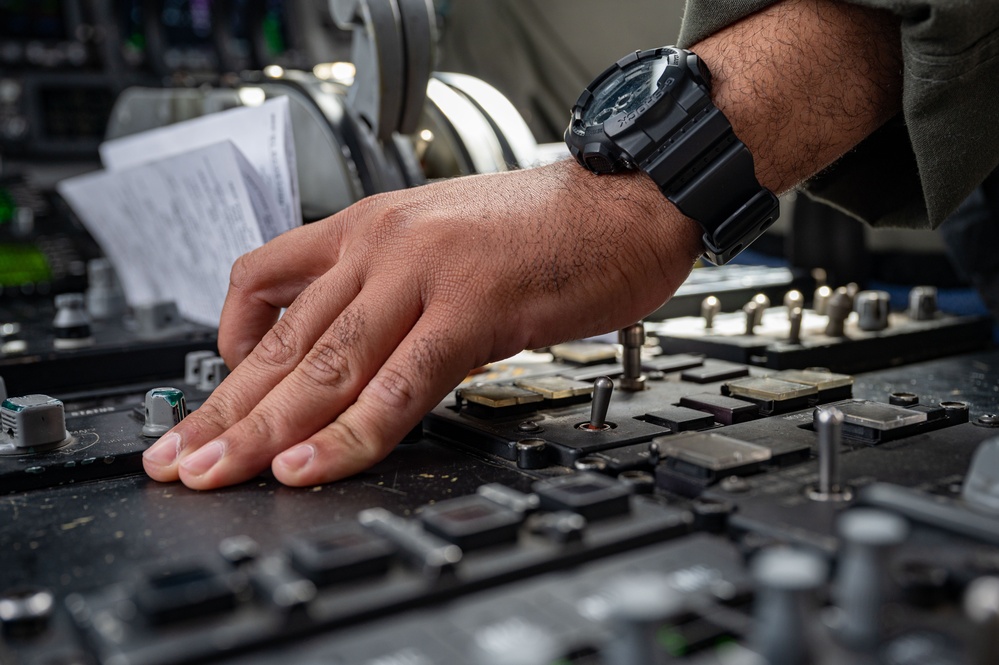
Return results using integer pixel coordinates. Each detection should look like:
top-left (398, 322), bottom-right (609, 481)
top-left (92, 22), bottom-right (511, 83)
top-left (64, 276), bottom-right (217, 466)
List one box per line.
top-left (554, 158), bottom-right (704, 290)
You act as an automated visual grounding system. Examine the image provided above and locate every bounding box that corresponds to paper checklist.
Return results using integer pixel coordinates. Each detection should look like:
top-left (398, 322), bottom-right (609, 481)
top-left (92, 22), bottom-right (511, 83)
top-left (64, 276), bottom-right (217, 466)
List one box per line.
top-left (57, 97), bottom-right (301, 327)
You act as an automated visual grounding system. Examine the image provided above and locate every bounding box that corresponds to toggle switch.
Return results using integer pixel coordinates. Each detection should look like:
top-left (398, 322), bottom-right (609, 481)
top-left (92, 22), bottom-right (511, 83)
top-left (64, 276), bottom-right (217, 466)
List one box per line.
top-left (579, 376), bottom-right (613, 431)
top-left (813, 285), bottom-right (832, 316)
top-left (783, 289), bottom-right (804, 315)
top-left (808, 406), bottom-right (851, 502)
top-left (743, 301), bottom-right (759, 335)
top-left (751, 293), bottom-right (770, 327)
top-left (824, 290), bottom-right (852, 337)
top-left (618, 323), bottom-right (646, 391)
top-left (701, 295), bottom-right (721, 329)
top-left (788, 306), bottom-right (803, 345)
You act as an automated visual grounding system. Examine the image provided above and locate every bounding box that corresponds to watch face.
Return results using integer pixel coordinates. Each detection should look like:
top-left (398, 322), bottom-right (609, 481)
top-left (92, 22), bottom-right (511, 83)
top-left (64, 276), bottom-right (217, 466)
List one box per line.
top-left (581, 55), bottom-right (670, 129)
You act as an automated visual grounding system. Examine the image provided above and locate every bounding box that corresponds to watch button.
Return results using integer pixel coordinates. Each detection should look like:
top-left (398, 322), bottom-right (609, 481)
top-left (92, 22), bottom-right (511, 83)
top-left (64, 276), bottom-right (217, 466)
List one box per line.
top-left (582, 143), bottom-right (618, 173)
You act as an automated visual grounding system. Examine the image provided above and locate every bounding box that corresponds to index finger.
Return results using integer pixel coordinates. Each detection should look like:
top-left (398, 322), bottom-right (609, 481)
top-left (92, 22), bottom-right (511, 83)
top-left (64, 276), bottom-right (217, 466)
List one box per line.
top-left (219, 218), bottom-right (347, 368)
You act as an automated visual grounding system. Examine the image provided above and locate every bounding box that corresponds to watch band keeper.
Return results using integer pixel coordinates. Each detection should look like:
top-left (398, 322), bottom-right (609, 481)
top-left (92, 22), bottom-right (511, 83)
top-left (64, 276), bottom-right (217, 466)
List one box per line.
top-left (701, 190), bottom-right (780, 265)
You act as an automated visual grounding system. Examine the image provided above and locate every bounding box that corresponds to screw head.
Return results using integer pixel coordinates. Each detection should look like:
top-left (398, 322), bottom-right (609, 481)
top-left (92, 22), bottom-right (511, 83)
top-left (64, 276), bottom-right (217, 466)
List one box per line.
top-left (977, 413), bottom-right (999, 427)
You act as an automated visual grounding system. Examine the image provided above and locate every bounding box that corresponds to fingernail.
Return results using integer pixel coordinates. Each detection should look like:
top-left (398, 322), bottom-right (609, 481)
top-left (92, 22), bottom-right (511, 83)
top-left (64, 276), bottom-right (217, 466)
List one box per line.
top-left (143, 432), bottom-right (181, 467)
top-left (180, 440), bottom-right (225, 476)
top-left (276, 444), bottom-right (315, 473)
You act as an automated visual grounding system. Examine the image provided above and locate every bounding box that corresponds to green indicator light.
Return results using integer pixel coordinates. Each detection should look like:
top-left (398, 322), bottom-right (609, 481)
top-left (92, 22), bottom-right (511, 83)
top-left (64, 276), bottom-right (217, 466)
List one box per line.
top-left (151, 389), bottom-right (183, 407)
top-left (128, 32), bottom-right (146, 50)
top-left (0, 244), bottom-right (52, 286)
top-left (0, 189), bottom-right (15, 224)
top-left (262, 15), bottom-right (285, 55)
top-left (656, 626), bottom-right (687, 656)
top-left (2, 399), bottom-right (24, 413)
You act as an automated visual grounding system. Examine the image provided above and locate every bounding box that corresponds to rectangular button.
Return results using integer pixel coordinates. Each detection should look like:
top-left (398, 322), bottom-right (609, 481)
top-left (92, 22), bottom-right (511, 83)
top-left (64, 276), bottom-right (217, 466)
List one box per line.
top-left (643, 405), bottom-right (715, 432)
top-left (678, 393), bottom-right (759, 425)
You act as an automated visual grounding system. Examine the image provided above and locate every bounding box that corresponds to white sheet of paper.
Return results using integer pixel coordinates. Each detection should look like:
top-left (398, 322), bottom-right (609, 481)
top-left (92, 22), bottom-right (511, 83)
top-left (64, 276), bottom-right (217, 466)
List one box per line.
top-left (57, 141), bottom-right (278, 326)
top-left (99, 96), bottom-right (300, 239)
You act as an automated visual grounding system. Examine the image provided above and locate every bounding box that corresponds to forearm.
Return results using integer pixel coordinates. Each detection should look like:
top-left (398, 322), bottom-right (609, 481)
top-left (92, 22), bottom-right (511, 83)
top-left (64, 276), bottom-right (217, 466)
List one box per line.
top-left (559, 0), bottom-right (904, 283)
top-left (689, 0), bottom-right (903, 195)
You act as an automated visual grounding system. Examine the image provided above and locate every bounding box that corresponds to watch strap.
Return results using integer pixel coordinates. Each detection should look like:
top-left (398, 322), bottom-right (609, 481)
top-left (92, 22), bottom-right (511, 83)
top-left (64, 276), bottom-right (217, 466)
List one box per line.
top-left (641, 105), bottom-right (780, 265)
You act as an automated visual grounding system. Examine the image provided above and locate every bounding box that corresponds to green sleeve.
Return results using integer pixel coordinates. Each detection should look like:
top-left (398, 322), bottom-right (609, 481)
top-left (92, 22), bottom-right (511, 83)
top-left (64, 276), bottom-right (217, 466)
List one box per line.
top-left (678, 0), bottom-right (999, 229)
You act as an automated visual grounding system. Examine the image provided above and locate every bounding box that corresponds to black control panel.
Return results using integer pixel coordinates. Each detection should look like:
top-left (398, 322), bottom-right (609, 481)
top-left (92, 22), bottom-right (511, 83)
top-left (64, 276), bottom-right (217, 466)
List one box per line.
top-left (1, 320), bottom-right (999, 663)
top-left (3, 2), bottom-right (998, 662)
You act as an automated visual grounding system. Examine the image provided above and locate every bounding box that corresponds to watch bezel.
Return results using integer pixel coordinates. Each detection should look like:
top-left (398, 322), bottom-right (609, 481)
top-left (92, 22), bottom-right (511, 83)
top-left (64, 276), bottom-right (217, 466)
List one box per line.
top-left (565, 47), bottom-right (704, 174)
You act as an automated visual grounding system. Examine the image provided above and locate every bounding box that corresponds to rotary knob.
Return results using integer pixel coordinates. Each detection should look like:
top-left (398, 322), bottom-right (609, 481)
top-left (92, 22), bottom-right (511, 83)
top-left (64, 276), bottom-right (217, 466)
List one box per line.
top-left (855, 290), bottom-right (890, 332)
top-left (52, 293), bottom-right (93, 349)
top-left (0, 395), bottom-right (71, 451)
top-left (142, 387), bottom-right (188, 437)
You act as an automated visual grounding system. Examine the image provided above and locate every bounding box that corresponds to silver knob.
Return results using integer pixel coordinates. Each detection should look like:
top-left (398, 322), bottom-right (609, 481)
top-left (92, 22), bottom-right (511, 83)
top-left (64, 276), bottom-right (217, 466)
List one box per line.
top-left (472, 616), bottom-right (562, 665)
top-left (855, 290), bottom-right (890, 332)
top-left (908, 285), bottom-right (938, 320)
top-left (834, 509), bottom-right (909, 649)
top-left (965, 577), bottom-right (999, 665)
top-left (0, 395), bottom-right (70, 450)
top-left (142, 387), bottom-right (188, 437)
top-left (52, 293), bottom-right (93, 349)
top-left (85, 258), bottom-right (126, 320)
top-left (600, 573), bottom-right (685, 665)
top-left (752, 547), bottom-right (828, 665)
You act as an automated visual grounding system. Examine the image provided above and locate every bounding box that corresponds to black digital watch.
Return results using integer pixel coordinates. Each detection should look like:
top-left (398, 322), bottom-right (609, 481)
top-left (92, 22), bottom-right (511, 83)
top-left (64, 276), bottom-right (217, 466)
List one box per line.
top-left (565, 47), bottom-right (779, 265)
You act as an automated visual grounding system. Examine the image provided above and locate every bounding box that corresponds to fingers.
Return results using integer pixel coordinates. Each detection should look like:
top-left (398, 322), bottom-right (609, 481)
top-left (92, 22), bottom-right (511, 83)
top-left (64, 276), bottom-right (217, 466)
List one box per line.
top-left (173, 275), bottom-right (423, 489)
top-left (219, 220), bottom-right (347, 367)
top-left (271, 309), bottom-right (476, 486)
top-left (142, 261), bottom-right (363, 482)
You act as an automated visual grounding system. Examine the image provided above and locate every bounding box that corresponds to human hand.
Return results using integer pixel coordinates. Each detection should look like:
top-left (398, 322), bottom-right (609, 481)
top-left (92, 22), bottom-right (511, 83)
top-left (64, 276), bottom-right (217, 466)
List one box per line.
top-left (141, 160), bottom-right (703, 489)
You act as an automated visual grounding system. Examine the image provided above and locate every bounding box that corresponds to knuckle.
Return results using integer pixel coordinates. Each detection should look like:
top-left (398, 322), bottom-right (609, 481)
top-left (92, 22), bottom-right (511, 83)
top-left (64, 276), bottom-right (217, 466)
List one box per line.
top-left (327, 419), bottom-right (374, 460)
top-left (367, 365), bottom-right (418, 411)
top-left (228, 252), bottom-right (258, 292)
top-left (299, 339), bottom-right (351, 389)
top-left (254, 317), bottom-right (301, 368)
top-left (186, 391), bottom-right (239, 435)
top-left (239, 408), bottom-right (281, 443)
